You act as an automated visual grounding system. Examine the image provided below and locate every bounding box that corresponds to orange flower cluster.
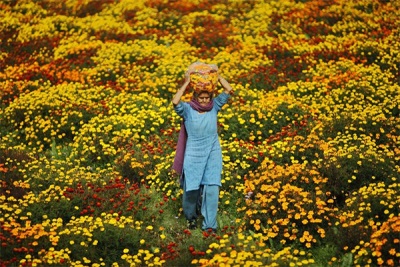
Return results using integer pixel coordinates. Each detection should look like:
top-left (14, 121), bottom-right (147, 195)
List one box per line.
top-left (188, 62), bottom-right (219, 94)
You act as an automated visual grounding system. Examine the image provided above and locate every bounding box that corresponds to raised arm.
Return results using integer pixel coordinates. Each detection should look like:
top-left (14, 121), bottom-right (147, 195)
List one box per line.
top-left (218, 75), bottom-right (233, 94)
top-left (172, 71), bottom-right (191, 106)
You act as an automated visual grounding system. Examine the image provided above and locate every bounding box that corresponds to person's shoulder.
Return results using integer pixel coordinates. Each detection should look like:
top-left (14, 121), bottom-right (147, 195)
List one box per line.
top-left (216, 91), bottom-right (230, 97)
top-left (174, 101), bottom-right (190, 110)
top-left (215, 92), bottom-right (230, 100)
top-left (178, 101), bottom-right (190, 107)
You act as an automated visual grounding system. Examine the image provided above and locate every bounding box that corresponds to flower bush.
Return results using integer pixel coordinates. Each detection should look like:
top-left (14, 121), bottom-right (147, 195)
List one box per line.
top-left (0, 0), bottom-right (399, 266)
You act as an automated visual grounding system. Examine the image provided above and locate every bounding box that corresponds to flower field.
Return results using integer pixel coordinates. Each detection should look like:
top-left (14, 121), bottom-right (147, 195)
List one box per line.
top-left (0, 0), bottom-right (399, 266)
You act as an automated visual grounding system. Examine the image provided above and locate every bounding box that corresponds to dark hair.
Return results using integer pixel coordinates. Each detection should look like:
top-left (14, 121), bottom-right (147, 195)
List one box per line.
top-left (194, 91), bottom-right (213, 99)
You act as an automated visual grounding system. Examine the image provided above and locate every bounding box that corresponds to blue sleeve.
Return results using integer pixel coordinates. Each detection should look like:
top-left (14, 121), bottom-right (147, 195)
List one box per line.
top-left (174, 102), bottom-right (188, 118)
top-left (213, 92), bottom-right (230, 111)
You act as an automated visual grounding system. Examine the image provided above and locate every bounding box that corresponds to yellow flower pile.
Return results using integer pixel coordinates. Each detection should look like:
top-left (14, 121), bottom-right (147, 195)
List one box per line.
top-left (188, 62), bottom-right (219, 94)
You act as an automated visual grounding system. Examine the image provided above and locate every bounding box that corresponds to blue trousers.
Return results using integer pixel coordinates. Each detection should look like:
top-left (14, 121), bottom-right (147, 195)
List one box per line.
top-left (182, 177), bottom-right (219, 230)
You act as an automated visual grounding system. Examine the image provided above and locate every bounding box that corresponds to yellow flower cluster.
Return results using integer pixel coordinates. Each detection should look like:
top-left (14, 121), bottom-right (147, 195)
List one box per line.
top-left (188, 62), bottom-right (219, 94)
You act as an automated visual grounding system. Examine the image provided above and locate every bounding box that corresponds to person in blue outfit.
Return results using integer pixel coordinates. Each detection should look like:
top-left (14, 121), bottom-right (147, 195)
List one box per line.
top-left (172, 65), bottom-right (233, 233)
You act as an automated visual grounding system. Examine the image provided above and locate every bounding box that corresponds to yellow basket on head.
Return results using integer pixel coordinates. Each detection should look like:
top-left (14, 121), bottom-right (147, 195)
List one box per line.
top-left (188, 62), bottom-right (219, 94)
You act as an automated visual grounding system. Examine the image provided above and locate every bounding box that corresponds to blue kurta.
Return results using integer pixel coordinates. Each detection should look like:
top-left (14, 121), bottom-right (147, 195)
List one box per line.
top-left (174, 92), bottom-right (230, 191)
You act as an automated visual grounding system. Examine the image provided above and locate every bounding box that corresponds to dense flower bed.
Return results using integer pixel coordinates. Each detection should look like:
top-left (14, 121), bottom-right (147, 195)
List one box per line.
top-left (0, 0), bottom-right (399, 266)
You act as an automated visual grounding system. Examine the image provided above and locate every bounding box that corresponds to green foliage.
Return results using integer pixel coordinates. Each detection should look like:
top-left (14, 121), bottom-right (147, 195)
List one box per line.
top-left (24, 198), bottom-right (82, 224)
top-left (0, 148), bottom-right (33, 199)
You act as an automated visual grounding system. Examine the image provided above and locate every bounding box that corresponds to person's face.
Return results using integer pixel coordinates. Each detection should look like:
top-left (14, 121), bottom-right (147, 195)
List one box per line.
top-left (197, 92), bottom-right (211, 106)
